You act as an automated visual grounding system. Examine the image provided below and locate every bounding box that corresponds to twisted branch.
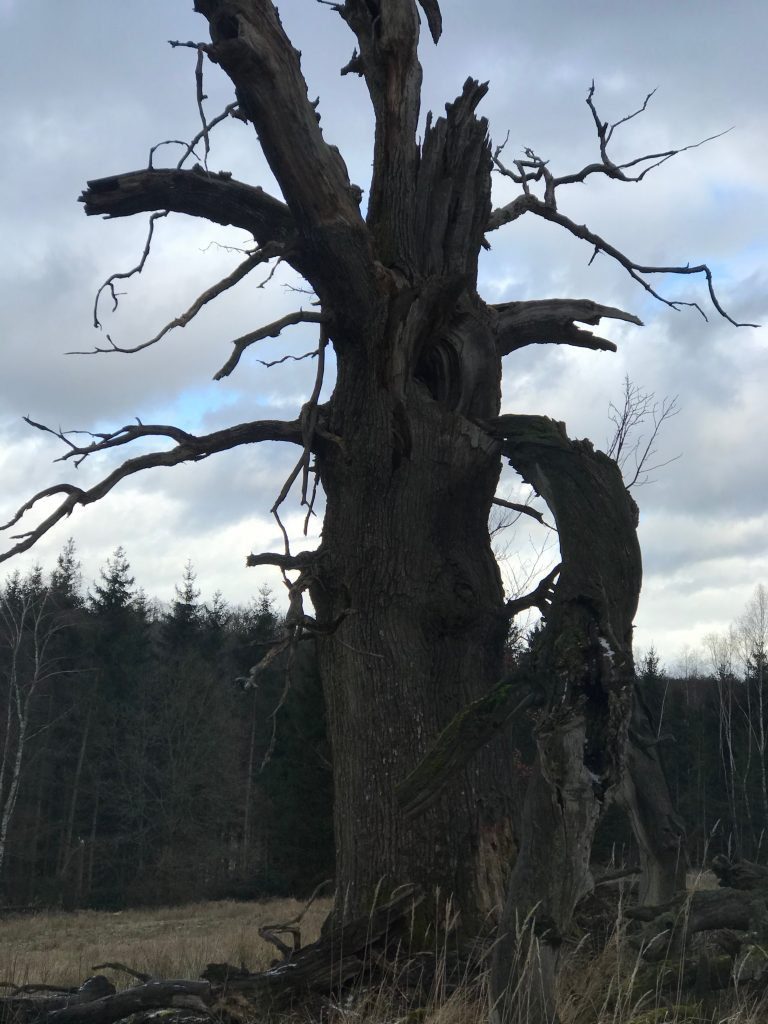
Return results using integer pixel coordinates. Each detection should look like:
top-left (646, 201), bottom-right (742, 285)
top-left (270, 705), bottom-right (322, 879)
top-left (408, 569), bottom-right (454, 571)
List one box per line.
top-left (76, 243), bottom-right (284, 356)
top-left (0, 416), bottom-right (303, 564)
top-left (92, 212), bottom-right (169, 329)
top-left (487, 85), bottom-right (757, 327)
top-left (213, 309), bottom-right (326, 380)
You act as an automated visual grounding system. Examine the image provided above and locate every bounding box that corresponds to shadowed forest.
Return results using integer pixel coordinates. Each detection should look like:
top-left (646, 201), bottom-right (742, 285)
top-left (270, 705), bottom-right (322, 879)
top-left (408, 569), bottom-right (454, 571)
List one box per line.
top-left (2, 542), bottom-right (765, 913)
top-left (0, 543), bottom-right (333, 911)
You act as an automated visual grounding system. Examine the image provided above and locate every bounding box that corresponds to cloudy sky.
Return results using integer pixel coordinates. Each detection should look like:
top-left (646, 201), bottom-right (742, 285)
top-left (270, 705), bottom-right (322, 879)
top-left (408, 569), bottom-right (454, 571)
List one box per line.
top-left (1, 0), bottom-right (765, 665)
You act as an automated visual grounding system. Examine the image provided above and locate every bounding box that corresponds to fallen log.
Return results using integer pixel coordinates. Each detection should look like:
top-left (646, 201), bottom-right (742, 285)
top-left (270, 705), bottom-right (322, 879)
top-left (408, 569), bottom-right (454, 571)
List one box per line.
top-left (0, 975), bottom-right (115, 1024)
top-left (44, 981), bottom-right (211, 1024)
top-left (204, 883), bottom-right (424, 1012)
top-left (711, 855), bottom-right (768, 890)
top-left (626, 858), bottom-right (768, 962)
top-left (0, 885), bottom-right (424, 1024)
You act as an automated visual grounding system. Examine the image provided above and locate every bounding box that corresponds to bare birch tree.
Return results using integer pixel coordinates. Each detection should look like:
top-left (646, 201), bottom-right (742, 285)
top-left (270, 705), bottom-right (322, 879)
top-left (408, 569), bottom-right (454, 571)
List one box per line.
top-left (0, 587), bottom-right (68, 883)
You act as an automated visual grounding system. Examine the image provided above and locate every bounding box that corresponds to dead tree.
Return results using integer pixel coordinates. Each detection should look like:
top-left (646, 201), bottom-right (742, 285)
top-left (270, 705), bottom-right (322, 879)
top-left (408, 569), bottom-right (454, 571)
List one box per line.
top-left (0, 3), bottom-right (754, 1021)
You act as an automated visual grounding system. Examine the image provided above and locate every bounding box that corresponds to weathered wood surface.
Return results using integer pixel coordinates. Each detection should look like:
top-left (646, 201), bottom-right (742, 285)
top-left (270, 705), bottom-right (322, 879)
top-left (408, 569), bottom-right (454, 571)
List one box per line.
top-left (627, 857), bottom-right (768, 962)
top-left (0, 977), bottom-right (210, 1024)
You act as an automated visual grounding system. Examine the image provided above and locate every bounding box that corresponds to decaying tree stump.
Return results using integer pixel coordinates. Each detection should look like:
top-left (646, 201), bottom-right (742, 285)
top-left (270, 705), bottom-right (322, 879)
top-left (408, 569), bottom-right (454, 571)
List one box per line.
top-left (578, 855), bottom-right (768, 1024)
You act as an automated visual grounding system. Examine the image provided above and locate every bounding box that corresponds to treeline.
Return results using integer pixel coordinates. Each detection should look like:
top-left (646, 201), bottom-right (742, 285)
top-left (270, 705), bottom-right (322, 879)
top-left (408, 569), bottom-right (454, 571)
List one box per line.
top-left (595, 585), bottom-right (768, 865)
top-left (2, 541), bottom-right (767, 910)
top-left (0, 542), bottom-right (333, 909)
top-left (641, 602), bottom-right (768, 863)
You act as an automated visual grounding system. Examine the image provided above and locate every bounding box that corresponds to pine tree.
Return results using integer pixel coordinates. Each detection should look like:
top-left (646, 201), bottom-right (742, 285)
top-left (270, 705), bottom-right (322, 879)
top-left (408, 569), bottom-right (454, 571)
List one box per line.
top-left (90, 547), bottom-right (135, 615)
top-left (49, 539), bottom-right (83, 609)
top-left (161, 560), bottom-right (201, 653)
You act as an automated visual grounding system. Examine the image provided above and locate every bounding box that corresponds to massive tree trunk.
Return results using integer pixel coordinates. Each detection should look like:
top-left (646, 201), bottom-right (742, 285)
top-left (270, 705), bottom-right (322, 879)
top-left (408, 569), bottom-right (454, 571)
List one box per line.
top-left (302, 78), bottom-right (520, 926)
top-left (313, 312), bottom-right (518, 927)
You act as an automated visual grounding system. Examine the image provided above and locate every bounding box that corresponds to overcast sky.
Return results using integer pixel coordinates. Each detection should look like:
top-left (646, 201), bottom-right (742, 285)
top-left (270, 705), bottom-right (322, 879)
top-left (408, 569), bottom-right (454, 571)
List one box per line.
top-left (1, 1), bottom-right (766, 666)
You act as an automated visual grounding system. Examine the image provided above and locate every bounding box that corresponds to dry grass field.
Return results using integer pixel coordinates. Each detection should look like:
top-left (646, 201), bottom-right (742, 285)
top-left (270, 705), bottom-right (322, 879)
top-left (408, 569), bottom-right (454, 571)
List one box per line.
top-left (2, 882), bottom-right (768, 1024)
top-left (0, 895), bottom-right (487, 1023)
top-left (0, 897), bottom-right (330, 990)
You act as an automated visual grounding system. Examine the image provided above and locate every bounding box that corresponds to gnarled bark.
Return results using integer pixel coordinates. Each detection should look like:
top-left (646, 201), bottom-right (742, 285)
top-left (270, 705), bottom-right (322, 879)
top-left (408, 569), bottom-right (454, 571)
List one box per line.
top-left (485, 417), bottom-right (639, 1024)
top-left (306, 79), bottom-right (521, 931)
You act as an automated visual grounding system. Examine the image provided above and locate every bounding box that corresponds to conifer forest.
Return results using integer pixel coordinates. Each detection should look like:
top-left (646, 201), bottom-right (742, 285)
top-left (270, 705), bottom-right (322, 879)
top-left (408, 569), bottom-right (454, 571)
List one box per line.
top-left (0, 544), bottom-right (333, 910)
top-left (1, 543), bottom-right (766, 913)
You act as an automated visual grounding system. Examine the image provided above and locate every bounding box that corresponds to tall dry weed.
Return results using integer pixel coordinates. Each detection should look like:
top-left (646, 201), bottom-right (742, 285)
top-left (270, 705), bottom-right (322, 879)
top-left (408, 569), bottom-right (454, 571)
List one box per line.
top-left (3, 893), bottom-right (768, 1024)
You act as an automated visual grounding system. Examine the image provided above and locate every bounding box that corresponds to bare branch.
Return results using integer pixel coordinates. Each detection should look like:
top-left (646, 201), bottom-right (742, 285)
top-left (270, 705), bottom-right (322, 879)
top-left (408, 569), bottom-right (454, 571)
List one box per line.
top-left (167, 39), bottom-right (207, 52)
top-left (257, 348), bottom-right (318, 369)
top-left (303, 470), bottom-right (320, 536)
top-left (577, 81), bottom-right (733, 183)
top-left (213, 310), bottom-right (326, 381)
top-left (487, 85), bottom-right (757, 327)
top-left (148, 102), bottom-right (243, 170)
top-left (22, 416), bottom-right (197, 466)
top-left (0, 416), bottom-right (304, 564)
top-left (149, 139), bottom-right (202, 169)
top-left (194, 0), bottom-right (375, 315)
top-left (490, 193), bottom-right (757, 327)
top-left (245, 550), bottom-right (317, 571)
top-left (299, 326), bottom-right (328, 506)
top-left (607, 376), bottom-right (681, 488)
top-left (74, 243), bottom-right (284, 356)
top-left (181, 102), bottom-right (246, 166)
top-left (92, 212), bottom-right (169, 328)
top-left (493, 298), bottom-right (642, 356)
top-left (166, 42), bottom-right (218, 167)
top-left (195, 48), bottom-right (210, 166)
top-left (493, 84), bottom-right (732, 193)
top-left (267, 325), bottom-right (329, 558)
top-left (492, 497), bottom-right (552, 528)
top-left (271, 454), bottom-right (305, 560)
